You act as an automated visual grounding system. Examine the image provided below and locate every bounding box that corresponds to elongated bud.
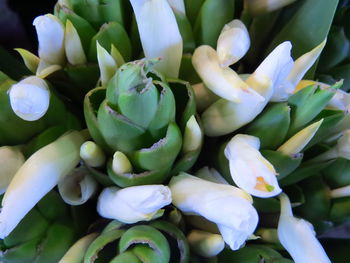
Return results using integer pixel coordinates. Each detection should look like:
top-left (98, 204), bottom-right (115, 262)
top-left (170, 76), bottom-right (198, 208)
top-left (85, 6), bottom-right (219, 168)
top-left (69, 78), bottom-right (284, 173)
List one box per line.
top-left (65, 20), bottom-right (87, 65)
top-left (80, 141), bottom-right (106, 167)
top-left (287, 39), bottom-right (327, 88)
top-left (278, 193), bottom-right (331, 263)
top-left (0, 131), bottom-right (85, 238)
top-left (33, 14), bottom-right (65, 65)
top-left (97, 42), bottom-right (118, 86)
top-left (97, 185), bottom-right (172, 223)
top-left (58, 167), bottom-right (98, 205)
top-left (112, 151), bottom-right (133, 174)
top-left (277, 119), bottom-right (323, 156)
top-left (330, 185), bottom-right (350, 199)
top-left (244, 0), bottom-right (297, 16)
top-left (182, 115), bottom-right (202, 153)
top-left (225, 134), bottom-right (281, 198)
top-left (187, 230), bottom-right (225, 257)
top-left (9, 76), bottom-right (50, 121)
top-left (59, 233), bottom-right (98, 263)
top-left (130, 0), bottom-right (183, 78)
top-left (217, 20), bottom-right (250, 67)
top-left (0, 146), bottom-right (25, 194)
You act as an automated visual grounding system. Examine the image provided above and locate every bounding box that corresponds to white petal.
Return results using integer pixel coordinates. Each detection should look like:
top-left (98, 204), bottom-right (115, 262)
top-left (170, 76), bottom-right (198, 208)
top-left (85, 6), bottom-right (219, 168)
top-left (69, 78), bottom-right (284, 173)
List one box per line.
top-left (225, 134), bottom-right (281, 198)
top-left (9, 76), bottom-right (50, 121)
top-left (278, 194), bottom-right (331, 263)
top-left (33, 14), bottom-right (65, 65)
top-left (0, 146), bottom-right (25, 194)
top-left (0, 131), bottom-right (85, 238)
top-left (130, 0), bottom-right (183, 78)
top-left (187, 230), bottom-right (225, 257)
top-left (169, 173), bottom-right (258, 248)
top-left (58, 167), bottom-right (98, 206)
top-left (201, 91), bottom-right (266, 136)
top-left (65, 20), bottom-right (87, 65)
top-left (97, 185), bottom-right (172, 224)
top-left (192, 45), bottom-right (253, 102)
top-left (287, 39), bottom-right (327, 88)
top-left (97, 42), bottom-right (118, 86)
top-left (248, 41), bottom-right (293, 101)
top-left (217, 19), bottom-right (250, 67)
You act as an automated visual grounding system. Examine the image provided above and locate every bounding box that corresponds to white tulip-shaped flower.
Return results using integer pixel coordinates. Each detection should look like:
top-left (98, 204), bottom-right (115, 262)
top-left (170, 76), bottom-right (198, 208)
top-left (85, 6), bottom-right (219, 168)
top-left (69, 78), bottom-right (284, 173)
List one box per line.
top-left (197, 41), bottom-right (293, 136)
top-left (217, 19), bottom-right (250, 67)
top-left (225, 134), bottom-right (281, 198)
top-left (33, 14), bottom-right (65, 65)
top-left (9, 76), bottom-right (50, 121)
top-left (169, 173), bottom-right (258, 250)
top-left (97, 185), bottom-right (172, 224)
top-left (130, 0), bottom-right (183, 78)
top-left (278, 193), bottom-right (331, 263)
top-left (0, 146), bottom-right (25, 194)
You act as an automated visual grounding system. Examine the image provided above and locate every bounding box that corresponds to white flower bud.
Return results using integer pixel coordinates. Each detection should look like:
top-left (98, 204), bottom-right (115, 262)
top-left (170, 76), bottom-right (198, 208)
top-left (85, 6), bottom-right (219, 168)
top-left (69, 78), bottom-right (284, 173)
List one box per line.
top-left (9, 76), bottom-right (50, 121)
top-left (217, 19), bottom-right (250, 67)
top-left (225, 134), bottom-right (281, 198)
top-left (182, 115), bottom-right (202, 153)
top-left (33, 14), bottom-right (65, 65)
top-left (278, 193), bottom-right (331, 263)
top-left (97, 185), bottom-right (172, 224)
top-left (187, 230), bottom-right (225, 257)
top-left (169, 173), bottom-right (258, 250)
top-left (80, 141), bottom-right (106, 167)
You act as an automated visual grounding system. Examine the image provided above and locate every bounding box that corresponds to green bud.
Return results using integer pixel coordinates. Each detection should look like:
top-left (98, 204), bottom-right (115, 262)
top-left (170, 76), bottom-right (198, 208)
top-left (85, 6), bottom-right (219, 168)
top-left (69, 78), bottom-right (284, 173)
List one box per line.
top-left (15, 48), bottom-right (39, 73)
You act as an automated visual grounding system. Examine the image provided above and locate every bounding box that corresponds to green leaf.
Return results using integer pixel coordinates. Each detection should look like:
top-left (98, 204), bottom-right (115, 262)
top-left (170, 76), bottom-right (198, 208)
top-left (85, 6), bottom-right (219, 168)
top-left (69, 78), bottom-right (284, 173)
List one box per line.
top-left (89, 22), bottom-right (131, 62)
top-left (131, 123), bottom-right (182, 171)
top-left (245, 103), bottom-right (291, 149)
top-left (261, 150), bottom-right (303, 180)
top-left (107, 160), bottom-right (170, 187)
top-left (118, 225), bottom-right (170, 263)
top-left (287, 84), bottom-right (337, 136)
top-left (267, 0), bottom-right (339, 78)
top-left (193, 0), bottom-right (235, 48)
top-left (84, 228), bottom-right (125, 263)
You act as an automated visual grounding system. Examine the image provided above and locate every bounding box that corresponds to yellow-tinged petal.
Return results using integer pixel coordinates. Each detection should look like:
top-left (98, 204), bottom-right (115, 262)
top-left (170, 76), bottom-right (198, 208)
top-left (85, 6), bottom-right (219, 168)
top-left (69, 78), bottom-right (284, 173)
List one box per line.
top-left (225, 134), bottom-right (281, 198)
top-left (277, 119), bottom-right (323, 156)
